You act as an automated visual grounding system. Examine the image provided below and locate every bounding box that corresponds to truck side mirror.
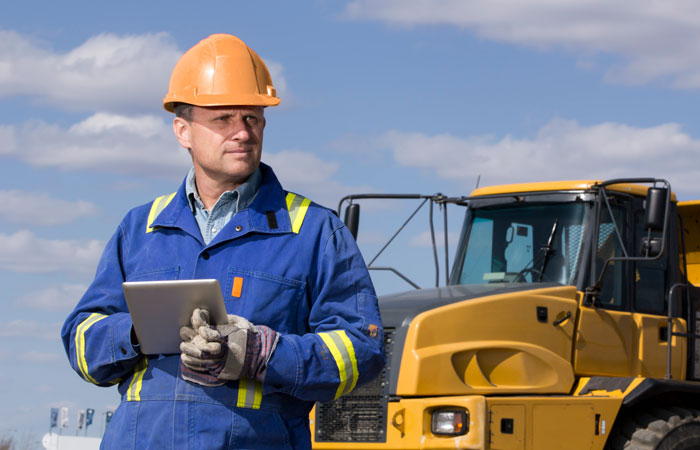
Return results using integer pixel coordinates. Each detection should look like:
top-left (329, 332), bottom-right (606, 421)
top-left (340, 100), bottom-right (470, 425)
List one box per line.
top-left (344, 203), bottom-right (360, 240)
top-left (644, 187), bottom-right (667, 232)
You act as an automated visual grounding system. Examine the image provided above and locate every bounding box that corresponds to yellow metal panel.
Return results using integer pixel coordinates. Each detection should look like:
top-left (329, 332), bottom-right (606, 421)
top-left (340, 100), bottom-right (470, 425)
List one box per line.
top-left (679, 201), bottom-right (700, 286)
top-left (489, 404), bottom-right (525, 449)
top-left (396, 286), bottom-right (577, 396)
top-left (531, 404), bottom-right (594, 449)
top-left (470, 180), bottom-right (598, 197)
top-left (470, 180), bottom-right (676, 201)
top-left (487, 396), bottom-right (622, 450)
top-left (634, 313), bottom-right (686, 379)
top-left (574, 304), bottom-right (686, 379)
top-left (574, 306), bottom-right (636, 376)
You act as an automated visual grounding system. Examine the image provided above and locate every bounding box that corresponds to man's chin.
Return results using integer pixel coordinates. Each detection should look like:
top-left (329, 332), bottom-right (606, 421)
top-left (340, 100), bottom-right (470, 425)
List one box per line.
top-left (224, 162), bottom-right (259, 183)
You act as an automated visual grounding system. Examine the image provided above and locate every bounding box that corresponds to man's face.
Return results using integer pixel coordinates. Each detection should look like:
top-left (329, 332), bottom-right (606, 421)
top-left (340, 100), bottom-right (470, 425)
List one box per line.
top-left (174, 105), bottom-right (265, 187)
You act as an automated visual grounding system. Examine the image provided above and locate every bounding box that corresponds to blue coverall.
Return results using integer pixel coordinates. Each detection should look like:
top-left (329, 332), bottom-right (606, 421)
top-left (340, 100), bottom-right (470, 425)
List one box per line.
top-left (61, 164), bottom-right (385, 449)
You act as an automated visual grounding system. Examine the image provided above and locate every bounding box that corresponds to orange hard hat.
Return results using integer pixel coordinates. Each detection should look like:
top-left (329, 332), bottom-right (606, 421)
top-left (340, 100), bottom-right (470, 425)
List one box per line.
top-left (163, 34), bottom-right (280, 112)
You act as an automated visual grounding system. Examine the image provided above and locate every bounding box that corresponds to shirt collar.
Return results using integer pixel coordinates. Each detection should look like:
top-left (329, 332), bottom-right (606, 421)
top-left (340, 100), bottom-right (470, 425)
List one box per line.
top-left (185, 166), bottom-right (262, 213)
top-left (151, 163), bottom-right (294, 238)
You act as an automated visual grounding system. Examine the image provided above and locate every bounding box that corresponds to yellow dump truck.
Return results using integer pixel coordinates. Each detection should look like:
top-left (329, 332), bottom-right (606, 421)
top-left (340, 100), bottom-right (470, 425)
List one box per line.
top-left (311, 178), bottom-right (700, 450)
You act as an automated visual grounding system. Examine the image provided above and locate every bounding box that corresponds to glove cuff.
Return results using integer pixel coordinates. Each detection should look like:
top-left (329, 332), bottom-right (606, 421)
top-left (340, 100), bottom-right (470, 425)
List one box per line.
top-left (180, 361), bottom-right (225, 387)
top-left (242, 325), bottom-right (279, 381)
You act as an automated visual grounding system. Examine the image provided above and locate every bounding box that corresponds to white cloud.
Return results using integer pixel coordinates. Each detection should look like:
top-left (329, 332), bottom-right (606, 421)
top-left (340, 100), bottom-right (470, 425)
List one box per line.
top-left (0, 30), bottom-right (291, 112)
top-left (2, 112), bottom-right (191, 178)
top-left (372, 119), bottom-right (700, 200)
top-left (0, 230), bottom-right (103, 273)
top-left (0, 31), bottom-right (180, 112)
top-left (15, 284), bottom-right (87, 312)
top-left (0, 115), bottom-right (362, 203)
top-left (264, 150), bottom-right (340, 185)
top-left (0, 190), bottom-right (97, 226)
top-left (263, 150), bottom-right (371, 209)
top-left (0, 319), bottom-right (62, 341)
top-left (342, 0), bottom-right (700, 88)
top-left (265, 59), bottom-right (292, 107)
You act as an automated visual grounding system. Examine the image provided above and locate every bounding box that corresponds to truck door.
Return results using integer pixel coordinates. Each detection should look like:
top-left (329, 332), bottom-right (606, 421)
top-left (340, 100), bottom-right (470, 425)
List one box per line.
top-left (574, 194), bottom-right (685, 378)
top-left (574, 196), bottom-right (636, 376)
top-left (631, 201), bottom-right (685, 378)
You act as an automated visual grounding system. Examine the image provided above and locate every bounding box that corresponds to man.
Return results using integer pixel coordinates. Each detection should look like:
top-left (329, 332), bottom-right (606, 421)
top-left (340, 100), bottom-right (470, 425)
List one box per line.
top-left (61, 34), bottom-right (385, 449)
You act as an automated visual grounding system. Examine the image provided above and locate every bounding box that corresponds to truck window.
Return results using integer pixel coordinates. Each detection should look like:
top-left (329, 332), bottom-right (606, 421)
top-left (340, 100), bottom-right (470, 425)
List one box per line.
top-left (634, 209), bottom-right (667, 314)
top-left (595, 200), bottom-right (628, 308)
top-left (457, 203), bottom-right (587, 285)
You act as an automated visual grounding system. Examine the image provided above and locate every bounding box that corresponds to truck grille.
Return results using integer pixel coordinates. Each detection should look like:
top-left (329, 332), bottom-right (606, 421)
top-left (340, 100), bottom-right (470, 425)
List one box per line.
top-left (314, 328), bottom-right (394, 442)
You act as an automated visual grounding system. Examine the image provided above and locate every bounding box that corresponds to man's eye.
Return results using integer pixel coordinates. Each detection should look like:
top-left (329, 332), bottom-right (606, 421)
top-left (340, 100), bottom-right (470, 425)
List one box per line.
top-left (244, 115), bottom-right (259, 125)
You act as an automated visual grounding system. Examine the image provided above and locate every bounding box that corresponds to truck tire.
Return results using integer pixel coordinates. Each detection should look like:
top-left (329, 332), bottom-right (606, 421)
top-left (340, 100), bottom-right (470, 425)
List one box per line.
top-left (606, 407), bottom-right (700, 450)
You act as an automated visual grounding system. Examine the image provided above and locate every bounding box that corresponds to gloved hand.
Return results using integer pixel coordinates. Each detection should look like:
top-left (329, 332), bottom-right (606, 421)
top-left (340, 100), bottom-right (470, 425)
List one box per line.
top-left (179, 308), bottom-right (226, 386)
top-left (216, 314), bottom-right (279, 381)
top-left (179, 309), bottom-right (280, 385)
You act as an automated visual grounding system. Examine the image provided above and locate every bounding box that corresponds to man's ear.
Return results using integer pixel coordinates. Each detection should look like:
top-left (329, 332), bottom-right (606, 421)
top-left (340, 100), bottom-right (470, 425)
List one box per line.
top-left (173, 117), bottom-right (192, 149)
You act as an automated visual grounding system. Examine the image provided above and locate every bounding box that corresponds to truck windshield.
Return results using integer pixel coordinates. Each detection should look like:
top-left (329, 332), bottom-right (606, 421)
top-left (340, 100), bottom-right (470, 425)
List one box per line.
top-left (455, 202), bottom-right (589, 285)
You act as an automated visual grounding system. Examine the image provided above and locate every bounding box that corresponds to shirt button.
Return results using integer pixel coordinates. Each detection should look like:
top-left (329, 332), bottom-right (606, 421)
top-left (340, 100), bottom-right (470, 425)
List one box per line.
top-left (121, 348), bottom-right (127, 355)
top-left (211, 227), bottom-right (217, 233)
top-left (235, 225), bottom-right (242, 232)
top-left (202, 252), bottom-right (210, 260)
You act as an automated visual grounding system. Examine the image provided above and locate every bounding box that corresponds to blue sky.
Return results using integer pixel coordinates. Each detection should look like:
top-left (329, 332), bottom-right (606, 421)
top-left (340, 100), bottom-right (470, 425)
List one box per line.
top-left (2, 0), bottom-right (700, 445)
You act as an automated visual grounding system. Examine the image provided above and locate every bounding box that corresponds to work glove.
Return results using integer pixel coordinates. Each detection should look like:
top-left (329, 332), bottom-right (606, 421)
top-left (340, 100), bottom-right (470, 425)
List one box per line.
top-left (179, 309), bottom-right (280, 385)
top-left (215, 314), bottom-right (279, 382)
top-left (179, 308), bottom-right (226, 387)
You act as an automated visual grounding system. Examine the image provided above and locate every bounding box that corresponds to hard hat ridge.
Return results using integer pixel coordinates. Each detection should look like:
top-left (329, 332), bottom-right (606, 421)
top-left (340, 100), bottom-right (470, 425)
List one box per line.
top-left (163, 34), bottom-right (280, 112)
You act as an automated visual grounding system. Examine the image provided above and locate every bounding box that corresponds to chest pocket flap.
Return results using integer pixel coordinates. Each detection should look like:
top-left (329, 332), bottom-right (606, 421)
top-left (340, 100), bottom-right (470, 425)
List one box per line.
top-left (225, 269), bottom-right (306, 334)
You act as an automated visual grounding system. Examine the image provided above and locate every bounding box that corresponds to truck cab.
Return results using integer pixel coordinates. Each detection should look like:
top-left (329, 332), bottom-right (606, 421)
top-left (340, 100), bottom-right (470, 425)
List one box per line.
top-left (312, 178), bottom-right (700, 450)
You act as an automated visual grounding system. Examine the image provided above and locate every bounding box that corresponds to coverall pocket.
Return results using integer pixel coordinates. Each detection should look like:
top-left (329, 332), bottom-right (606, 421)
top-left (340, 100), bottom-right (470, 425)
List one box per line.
top-left (127, 266), bottom-right (180, 282)
top-left (224, 268), bottom-right (306, 334)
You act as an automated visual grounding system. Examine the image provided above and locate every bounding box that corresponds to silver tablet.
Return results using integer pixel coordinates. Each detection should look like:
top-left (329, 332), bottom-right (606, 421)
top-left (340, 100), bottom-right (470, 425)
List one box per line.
top-left (122, 279), bottom-right (228, 355)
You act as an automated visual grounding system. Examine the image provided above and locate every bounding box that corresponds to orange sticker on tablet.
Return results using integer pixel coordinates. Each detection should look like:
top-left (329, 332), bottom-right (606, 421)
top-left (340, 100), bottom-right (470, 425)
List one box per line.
top-left (232, 277), bottom-right (243, 298)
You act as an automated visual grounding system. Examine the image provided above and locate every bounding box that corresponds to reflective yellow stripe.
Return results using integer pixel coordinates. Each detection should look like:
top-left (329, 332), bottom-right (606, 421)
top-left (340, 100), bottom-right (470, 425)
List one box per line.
top-left (319, 330), bottom-right (359, 399)
top-left (126, 358), bottom-right (148, 401)
top-left (75, 313), bottom-right (107, 384)
top-left (285, 193), bottom-right (311, 234)
top-left (237, 378), bottom-right (262, 409)
top-left (146, 192), bottom-right (176, 233)
top-left (337, 330), bottom-right (360, 394)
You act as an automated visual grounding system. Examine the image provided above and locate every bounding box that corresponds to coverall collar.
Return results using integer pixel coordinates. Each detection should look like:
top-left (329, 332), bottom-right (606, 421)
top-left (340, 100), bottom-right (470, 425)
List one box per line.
top-left (149, 163), bottom-right (295, 246)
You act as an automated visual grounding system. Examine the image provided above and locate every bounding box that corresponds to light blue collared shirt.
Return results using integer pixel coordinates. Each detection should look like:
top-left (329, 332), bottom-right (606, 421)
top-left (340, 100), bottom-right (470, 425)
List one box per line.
top-left (185, 167), bottom-right (262, 245)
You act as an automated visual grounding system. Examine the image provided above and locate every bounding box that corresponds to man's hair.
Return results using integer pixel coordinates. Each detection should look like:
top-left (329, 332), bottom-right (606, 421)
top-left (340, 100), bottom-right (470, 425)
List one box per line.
top-left (173, 102), bottom-right (194, 121)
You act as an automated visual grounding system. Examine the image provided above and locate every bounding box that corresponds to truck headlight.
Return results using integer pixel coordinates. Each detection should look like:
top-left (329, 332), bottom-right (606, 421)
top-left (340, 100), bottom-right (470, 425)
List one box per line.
top-left (431, 409), bottom-right (468, 436)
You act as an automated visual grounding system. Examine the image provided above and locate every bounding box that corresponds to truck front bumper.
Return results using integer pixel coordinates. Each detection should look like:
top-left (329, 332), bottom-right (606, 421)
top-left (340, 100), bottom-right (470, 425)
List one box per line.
top-left (311, 395), bottom-right (487, 450)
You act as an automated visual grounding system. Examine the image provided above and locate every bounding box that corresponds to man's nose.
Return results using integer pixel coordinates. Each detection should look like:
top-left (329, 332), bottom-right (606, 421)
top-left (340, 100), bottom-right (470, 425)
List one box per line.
top-left (229, 120), bottom-right (251, 141)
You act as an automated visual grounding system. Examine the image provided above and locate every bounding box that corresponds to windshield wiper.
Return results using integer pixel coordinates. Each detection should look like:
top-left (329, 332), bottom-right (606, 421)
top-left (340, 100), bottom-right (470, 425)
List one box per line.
top-left (510, 218), bottom-right (559, 283)
top-left (537, 218), bottom-right (559, 282)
